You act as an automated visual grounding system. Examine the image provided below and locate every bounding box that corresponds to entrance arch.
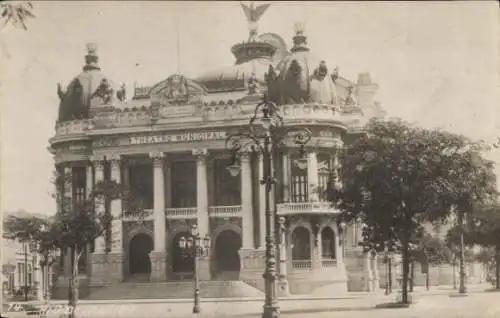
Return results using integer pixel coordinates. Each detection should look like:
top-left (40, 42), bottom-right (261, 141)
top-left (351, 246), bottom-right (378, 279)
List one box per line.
top-left (129, 233), bottom-right (154, 279)
top-left (214, 230), bottom-right (241, 280)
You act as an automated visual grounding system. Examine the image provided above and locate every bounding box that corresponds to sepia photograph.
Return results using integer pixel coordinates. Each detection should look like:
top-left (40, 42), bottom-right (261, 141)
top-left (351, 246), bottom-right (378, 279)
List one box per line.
top-left (0, 1), bottom-right (499, 317)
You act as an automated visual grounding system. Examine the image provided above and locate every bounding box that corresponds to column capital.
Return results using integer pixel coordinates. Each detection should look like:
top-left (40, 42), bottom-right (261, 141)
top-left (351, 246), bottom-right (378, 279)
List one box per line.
top-left (106, 153), bottom-right (121, 166)
top-left (90, 155), bottom-right (105, 169)
top-left (240, 145), bottom-right (254, 161)
top-left (90, 154), bottom-right (105, 162)
top-left (192, 148), bottom-right (208, 160)
top-left (149, 152), bottom-right (165, 167)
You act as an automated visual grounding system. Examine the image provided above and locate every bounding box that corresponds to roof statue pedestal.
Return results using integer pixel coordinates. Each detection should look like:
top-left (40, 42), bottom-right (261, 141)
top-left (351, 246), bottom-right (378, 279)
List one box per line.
top-left (355, 72), bottom-right (379, 107)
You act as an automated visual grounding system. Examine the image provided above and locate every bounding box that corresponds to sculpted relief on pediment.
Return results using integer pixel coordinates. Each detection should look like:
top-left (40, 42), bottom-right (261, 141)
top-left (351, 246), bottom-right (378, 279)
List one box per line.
top-left (150, 74), bottom-right (206, 106)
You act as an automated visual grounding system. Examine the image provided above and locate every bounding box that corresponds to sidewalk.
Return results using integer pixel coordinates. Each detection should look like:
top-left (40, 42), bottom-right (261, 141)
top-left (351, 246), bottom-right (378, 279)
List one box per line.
top-left (3, 284), bottom-right (494, 318)
top-left (12, 291), bottom-right (377, 306)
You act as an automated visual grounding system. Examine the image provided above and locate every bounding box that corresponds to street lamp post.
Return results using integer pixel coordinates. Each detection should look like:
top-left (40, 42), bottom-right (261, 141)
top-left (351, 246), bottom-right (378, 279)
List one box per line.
top-left (458, 211), bottom-right (467, 294)
top-left (384, 245), bottom-right (389, 295)
top-left (178, 224), bottom-right (211, 314)
top-left (226, 99), bottom-right (311, 318)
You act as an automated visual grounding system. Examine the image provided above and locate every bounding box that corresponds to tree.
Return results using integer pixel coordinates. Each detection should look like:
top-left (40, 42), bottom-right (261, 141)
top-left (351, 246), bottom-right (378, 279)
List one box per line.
top-left (4, 170), bottom-right (142, 318)
top-left (447, 204), bottom-right (500, 289)
top-left (411, 232), bottom-right (452, 290)
top-left (1, 1), bottom-right (35, 30)
top-left (335, 118), bottom-right (496, 304)
top-left (3, 213), bottom-right (57, 300)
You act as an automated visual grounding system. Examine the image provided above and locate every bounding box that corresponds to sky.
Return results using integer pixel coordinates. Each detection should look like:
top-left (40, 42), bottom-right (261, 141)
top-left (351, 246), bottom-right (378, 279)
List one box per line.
top-left (0, 1), bottom-right (499, 216)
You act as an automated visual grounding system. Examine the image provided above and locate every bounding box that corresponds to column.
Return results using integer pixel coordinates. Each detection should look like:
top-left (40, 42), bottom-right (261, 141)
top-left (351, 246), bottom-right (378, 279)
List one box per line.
top-left (332, 150), bottom-right (341, 189)
top-left (282, 152), bottom-right (290, 202)
top-left (258, 154), bottom-right (266, 249)
top-left (86, 164), bottom-right (93, 199)
top-left (89, 155), bottom-right (106, 286)
top-left (108, 154), bottom-right (124, 282)
top-left (63, 166), bottom-right (72, 278)
top-left (91, 157), bottom-right (106, 253)
top-left (312, 228), bottom-right (322, 270)
top-left (149, 152), bottom-right (167, 281)
top-left (164, 156), bottom-right (172, 208)
top-left (193, 149), bottom-right (209, 237)
top-left (364, 252), bottom-right (374, 291)
top-left (307, 150), bottom-right (319, 202)
top-left (241, 150), bottom-right (254, 249)
top-left (336, 226), bottom-right (344, 264)
top-left (84, 162), bottom-right (93, 277)
top-left (372, 252), bottom-right (380, 291)
top-left (277, 218), bottom-right (290, 296)
top-left (192, 148), bottom-right (210, 280)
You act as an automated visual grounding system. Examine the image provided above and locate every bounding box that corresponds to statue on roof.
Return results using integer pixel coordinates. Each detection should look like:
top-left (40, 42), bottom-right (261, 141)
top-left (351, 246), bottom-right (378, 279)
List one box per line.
top-left (331, 66), bottom-right (339, 83)
top-left (247, 72), bottom-right (259, 95)
top-left (116, 83), bottom-right (127, 102)
top-left (265, 64), bottom-right (279, 103)
top-left (344, 85), bottom-right (357, 107)
top-left (91, 78), bottom-right (114, 105)
top-left (57, 83), bottom-right (66, 101)
top-left (240, 2), bottom-right (271, 42)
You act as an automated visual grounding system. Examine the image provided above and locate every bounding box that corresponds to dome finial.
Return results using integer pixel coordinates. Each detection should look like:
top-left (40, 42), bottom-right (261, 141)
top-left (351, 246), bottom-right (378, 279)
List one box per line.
top-left (291, 22), bottom-right (309, 53)
top-left (83, 42), bottom-right (100, 72)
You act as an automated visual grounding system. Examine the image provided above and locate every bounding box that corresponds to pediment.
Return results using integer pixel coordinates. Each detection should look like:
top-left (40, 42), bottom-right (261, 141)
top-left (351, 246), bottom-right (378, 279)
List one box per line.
top-left (150, 74), bottom-right (207, 106)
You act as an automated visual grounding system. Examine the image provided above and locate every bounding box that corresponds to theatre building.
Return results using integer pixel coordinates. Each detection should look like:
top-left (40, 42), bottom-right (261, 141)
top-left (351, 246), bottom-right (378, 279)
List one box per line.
top-left (48, 7), bottom-right (386, 299)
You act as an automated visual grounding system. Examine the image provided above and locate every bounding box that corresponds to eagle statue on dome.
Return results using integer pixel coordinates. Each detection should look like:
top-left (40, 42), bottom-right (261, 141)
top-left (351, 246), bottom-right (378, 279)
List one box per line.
top-left (240, 2), bottom-right (271, 42)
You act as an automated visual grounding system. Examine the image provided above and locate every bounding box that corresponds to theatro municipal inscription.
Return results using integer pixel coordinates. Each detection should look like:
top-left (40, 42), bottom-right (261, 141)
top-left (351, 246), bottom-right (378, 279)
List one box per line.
top-left (128, 131), bottom-right (227, 145)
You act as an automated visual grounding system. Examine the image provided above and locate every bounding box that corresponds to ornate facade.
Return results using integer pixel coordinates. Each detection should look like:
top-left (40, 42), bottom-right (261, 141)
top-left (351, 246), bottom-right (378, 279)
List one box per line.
top-left (48, 6), bottom-right (387, 298)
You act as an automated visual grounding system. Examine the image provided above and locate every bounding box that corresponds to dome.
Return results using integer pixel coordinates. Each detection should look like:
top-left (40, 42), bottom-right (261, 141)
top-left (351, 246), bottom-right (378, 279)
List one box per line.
top-left (57, 44), bottom-right (118, 122)
top-left (268, 25), bottom-right (338, 106)
top-left (196, 34), bottom-right (287, 94)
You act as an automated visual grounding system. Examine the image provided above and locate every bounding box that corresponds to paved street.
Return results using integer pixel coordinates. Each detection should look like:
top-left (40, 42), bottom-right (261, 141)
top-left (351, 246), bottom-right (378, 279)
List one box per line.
top-left (3, 285), bottom-right (499, 318)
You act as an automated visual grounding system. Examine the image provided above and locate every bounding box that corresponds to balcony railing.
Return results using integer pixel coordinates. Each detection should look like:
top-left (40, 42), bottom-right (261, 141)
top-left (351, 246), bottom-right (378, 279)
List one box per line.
top-left (290, 259), bottom-right (339, 273)
top-left (122, 209), bottom-right (153, 221)
top-left (291, 260), bottom-right (312, 270)
top-left (165, 207), bottom-right (197, 219)
top-left (321, 258), bottom-right (337, 268)
top-left (276, 201), bottom-right (340, 216)
top-left (208, 205), bottom-right (242, 218)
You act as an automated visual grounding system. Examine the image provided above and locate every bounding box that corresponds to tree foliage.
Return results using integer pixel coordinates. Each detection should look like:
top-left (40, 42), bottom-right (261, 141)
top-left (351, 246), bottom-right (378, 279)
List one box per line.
top-left (411, 232), bottom-right (452, 266)
top-left (447, 203), bottom-right (500, 288)
top-left (1, 1), bottom-right (35, 30)
top-left (4, 170), bottom-right (145, 314)
top-left (335, 118), bottom-right (497, 303)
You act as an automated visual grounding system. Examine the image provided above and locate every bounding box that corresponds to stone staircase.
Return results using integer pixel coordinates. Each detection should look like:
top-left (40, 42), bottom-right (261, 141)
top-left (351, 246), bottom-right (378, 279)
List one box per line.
top-left (81, 280), bottom-right (264, 300)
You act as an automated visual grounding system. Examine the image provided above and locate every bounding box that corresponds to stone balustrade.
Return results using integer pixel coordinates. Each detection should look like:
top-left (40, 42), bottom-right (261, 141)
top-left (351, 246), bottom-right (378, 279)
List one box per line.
top-left (291, 260), bottom-right (312, 270)
top-left (55, 119), bottom-right (91, 135)
top-left (122, 209), bottom-right (153, 221)
top-left (280, 103), bottom-right (341, 121)
top-left (165, 207), bottom-right (197, 219)
top-left (208, 205), bottom-right (242, 218)
top-left (277, 201), bottom-right (340, 216)
top-left (53, 103), bottom-right (362, 139)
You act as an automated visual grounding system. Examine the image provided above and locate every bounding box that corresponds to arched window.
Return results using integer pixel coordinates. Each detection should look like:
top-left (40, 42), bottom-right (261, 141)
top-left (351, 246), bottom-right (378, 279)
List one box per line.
top-left (321, 227), bottom-right (336, 259)
top-left (291, 227), bottom-right (311, 260)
